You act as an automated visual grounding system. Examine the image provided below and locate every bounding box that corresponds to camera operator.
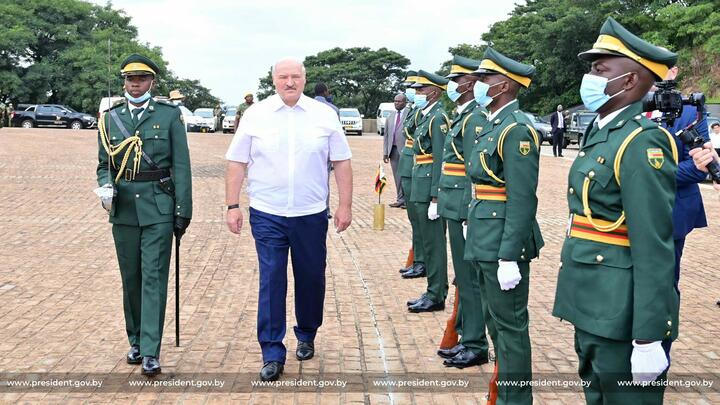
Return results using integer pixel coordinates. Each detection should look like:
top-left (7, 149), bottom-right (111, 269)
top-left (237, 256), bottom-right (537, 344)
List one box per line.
top-left (689, 143), bottom-right (720, 191)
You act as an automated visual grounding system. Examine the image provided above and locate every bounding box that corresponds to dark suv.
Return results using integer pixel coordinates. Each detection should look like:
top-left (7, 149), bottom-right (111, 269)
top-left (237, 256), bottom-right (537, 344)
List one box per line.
top-left (11, 104), bottom-right (97, 129)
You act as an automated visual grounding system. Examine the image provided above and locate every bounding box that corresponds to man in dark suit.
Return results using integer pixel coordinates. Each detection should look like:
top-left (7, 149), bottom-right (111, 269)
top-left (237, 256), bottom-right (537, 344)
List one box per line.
top-left (549, 104), bottom-right (565, 157)
top-left (384, 93), bottom-right (409, 207)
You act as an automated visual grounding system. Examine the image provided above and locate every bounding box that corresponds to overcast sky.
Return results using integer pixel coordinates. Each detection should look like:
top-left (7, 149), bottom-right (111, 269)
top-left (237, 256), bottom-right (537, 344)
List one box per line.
top-left (89, 0), bottom-right (521, 105)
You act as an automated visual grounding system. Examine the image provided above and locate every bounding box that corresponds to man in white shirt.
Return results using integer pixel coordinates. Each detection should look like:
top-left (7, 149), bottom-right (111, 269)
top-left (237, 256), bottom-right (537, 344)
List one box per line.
top-left (550, 104), bottom-right (566, 157)
top-left (224, 58), bottom-right (353, 382)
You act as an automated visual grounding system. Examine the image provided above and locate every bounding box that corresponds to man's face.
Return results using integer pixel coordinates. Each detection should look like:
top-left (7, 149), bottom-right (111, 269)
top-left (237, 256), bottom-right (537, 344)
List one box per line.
top-left (245, 95), bottom-right (254, 103)
top-left (455, 74), bottom-right (477, 95)
top-left (557, 105), bottom-right (563, 112)
top-left (416, 85), bottom-right (440, 101)
top-left (124, 74), bottom-right (154, 98)
top-left (272, 60), bottom-right (306, 104)
top-left (713, 125), bottom-right (720, 135)
top-left (393, 95), bottom-right (407, 110)
top-left (477, 73), bottom-right (507, 102)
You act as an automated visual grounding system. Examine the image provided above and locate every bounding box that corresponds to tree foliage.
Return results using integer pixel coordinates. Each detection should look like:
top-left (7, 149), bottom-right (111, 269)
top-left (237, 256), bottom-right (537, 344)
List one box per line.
top-left (0, 0), bottom-right (219, 113)
top-left (445, 0), bottom-right (720, 114)
top-left (257, 47), bottom-right (410, 115)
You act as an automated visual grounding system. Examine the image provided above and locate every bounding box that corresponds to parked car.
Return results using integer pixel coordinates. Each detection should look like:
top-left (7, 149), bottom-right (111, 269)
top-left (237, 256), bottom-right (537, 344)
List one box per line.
top-left (376, 102), bottom-right (394, 135)
top-left (524, 112), bottom-right (552, 145)
top-left (222, 107), bottom-right (237, 133)
top-left (178, 105), bottom-right (203, 132)
top-left (193, 108), bottom-right (216, 132)
top-left (565, 110), bottom-right (598, 147)
top-left (11, 104), bottom-right (97, 129)
top-left (340, 108), bottom-right (363, 136)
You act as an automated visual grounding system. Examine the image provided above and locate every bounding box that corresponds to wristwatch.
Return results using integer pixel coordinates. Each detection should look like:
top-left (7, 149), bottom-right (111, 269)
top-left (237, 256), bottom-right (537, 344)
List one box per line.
top-left (227, 204), bottom-right (240, 210)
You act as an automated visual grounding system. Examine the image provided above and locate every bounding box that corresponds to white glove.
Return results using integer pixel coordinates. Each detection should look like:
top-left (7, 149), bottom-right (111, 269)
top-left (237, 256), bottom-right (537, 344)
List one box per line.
top-left (428, 202), bottom-right (439, 220)
top-left (497, 260), bottom-right (521, 290)
top-left (462, 222), bottom-right (468, 240)
top-left (631, 340), bottom-right (668, 384)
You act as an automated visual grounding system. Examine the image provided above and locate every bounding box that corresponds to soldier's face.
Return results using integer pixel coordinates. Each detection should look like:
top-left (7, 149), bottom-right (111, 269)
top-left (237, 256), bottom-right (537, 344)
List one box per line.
top-left (273, 61), bottom-right (306, 105)
top-left (124, 75), bottom-right (154, 98)
top-left (417, 86), bottom-right (440, 102)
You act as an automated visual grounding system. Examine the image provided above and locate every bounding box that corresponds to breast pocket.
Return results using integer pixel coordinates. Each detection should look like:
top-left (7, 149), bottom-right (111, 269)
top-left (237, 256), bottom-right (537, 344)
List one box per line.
top-left (301, 128), bottom-right (330, 154)
top-left (144, 129), bottom-right (170, 160)
top-left (252, 132), bottom-right (280, 155)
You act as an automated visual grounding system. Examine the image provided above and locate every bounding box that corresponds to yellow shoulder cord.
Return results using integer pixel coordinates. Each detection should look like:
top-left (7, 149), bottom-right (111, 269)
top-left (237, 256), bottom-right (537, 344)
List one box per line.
top-left (413, 109), bottom-right (420, 126)
top-left (404, 127), bottom-right (413, 140)
top-left (582, 127), bottom-right (679, 233)
top-left (98, 113), bottom-right (144, 183)
top-left (496, 123), bottom-right (518, 161)
top-left (450, 113), bottom-right (474, 162)
top-left (419, 116), bottom-right (435, 154)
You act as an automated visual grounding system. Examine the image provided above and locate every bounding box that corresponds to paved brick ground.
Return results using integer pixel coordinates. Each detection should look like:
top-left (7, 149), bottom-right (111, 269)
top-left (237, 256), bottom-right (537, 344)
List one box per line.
top-left (0, 127), bottom-right (718, 404)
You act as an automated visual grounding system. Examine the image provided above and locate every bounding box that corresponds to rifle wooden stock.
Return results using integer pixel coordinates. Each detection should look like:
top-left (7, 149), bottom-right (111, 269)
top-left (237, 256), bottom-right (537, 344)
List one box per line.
top-left (404, 248), bottom-right (414, 268)
top-left (487, 360), bottom-right (499, 405)
top-left (439, 286), bottom-right (460, 350)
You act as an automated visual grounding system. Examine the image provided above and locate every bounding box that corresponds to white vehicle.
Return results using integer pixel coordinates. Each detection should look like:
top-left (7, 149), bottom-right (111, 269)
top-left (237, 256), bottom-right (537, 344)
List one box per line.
top-left (376, 102), bottom-right (394, 135)
top-left (339, 108), bottom-right (363, 136)
top-left (222, 107), bottom-right (236, 133)
top-left (193, 108), bottom-right (216, 132)
top-left (97, 96), bottom-right (125, 118)
top-left (178, 105), bottom-right (203, 132)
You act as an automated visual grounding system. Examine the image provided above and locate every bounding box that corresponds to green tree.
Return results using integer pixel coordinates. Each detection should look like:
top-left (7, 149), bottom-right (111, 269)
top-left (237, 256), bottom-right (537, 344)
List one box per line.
top-left (257, 47), bottom-right (410, 115)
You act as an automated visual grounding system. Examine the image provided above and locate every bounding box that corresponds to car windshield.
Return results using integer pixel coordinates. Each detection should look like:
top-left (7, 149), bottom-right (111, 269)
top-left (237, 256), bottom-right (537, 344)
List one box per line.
top-left (381, 111), bottom-right (392, 118)
top-left (225, 108), bottom-right (236, 117)
top-left (578, 114), bottom-right (596, 126)
top-left (195, 110), bottom-right (214, 118)
top-left (340, 110), bottom-right (360, 117)
top-left (64, 106), bottom-right (77, 113)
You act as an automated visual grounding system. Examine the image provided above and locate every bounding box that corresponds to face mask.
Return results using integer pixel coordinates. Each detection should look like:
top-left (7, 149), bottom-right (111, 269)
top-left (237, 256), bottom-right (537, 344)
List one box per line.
top-left (124, 90), bottom-right (151, 104)
top-left (473, 81), bottom-right (504, 107)
top-left (414, 94), bottom-right (428, 109)
top-left (405, 88), bottom-right (416, 103)
top-left (579, 72), bottom-right (631, 112)
top-left (446, 80), bottom-right (468, 103)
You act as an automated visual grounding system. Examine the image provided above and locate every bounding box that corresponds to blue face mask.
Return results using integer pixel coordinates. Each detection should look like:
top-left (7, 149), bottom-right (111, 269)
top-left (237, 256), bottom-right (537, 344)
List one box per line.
top-left (124, 90), bottom-right (151, 104)
top-left (414, 94), bottom-right (428, 109)
top-left (405, 88), bottom-right (416, 103)
top-left (473, 81), bottom-right (502, 107)
top-left (579, 72), bottom-right (630, 112)
top-left (446, 80), bottom-right (468, 103)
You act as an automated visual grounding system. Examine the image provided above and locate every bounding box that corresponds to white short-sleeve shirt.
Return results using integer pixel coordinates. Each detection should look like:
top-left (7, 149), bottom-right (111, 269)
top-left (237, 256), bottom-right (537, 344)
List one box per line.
top-left (225, 94), bottom-right (352, 217)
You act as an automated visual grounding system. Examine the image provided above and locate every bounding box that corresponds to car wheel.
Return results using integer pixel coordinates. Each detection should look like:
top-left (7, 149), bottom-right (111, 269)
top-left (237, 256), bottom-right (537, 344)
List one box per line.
top-left (21, 119), bottom-right (34, 129)
top-left (563, 137), bottom-right (570, 148)
top-left (70, 120), bottom-right (82, 130)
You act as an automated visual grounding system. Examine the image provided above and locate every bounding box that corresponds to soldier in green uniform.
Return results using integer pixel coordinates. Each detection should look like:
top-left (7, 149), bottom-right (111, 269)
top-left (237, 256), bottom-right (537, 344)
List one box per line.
top-left (464, 47), bottom-right (543, 404)
top-left (436, 55), bottom-right (491, 368)
top-left (406, 70), bottom-right (451, 313)
top-left (552, 18), bottom-right (679, 404)
top-left (399, 71), bottom-right (428, 280)
top-left (234, 92), bottom-right (254, 131)
top-left (96, 54), bottom-right (192, 376)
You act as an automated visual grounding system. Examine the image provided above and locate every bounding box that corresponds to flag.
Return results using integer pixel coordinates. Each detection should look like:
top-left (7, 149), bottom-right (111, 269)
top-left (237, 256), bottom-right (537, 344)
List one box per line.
top-left (374, 164), bottom-right (387, 195)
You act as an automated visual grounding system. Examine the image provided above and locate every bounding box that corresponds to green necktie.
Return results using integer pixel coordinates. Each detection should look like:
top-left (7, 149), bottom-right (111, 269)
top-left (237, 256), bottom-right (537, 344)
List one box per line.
top-left (132, 108), bottom-right (144, 126)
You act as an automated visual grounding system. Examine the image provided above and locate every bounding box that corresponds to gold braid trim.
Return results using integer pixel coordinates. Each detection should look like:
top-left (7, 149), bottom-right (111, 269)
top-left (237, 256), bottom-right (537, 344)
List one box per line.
top-left (98, 112), bottom-right (143, 183)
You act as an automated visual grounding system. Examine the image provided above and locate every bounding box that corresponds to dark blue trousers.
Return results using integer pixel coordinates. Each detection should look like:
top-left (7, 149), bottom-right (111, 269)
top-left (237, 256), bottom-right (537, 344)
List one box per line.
top-left (249, 207), bottom-right (328, 364)
top-left (663, 237), bottom-right (685, 359)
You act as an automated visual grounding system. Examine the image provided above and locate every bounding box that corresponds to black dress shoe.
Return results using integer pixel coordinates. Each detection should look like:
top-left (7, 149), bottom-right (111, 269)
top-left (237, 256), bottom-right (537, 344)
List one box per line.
top-left (437, 343), bottom-right (465, 359)
top-left (443, 348), bottom-right (489, 369)
top-left (408, 296), bottom-right (444, 313)
top-left (406, 293), bottom-right (427, 306)
top-left (402, 263), bottom-right (427, 279)
top-left (400, 203), bottom-right (407, 209)
top-left (389, 201), bottom-right (404, 208)
top-left (260, 361), bottom-right (284, 381)
top-left (399, 265), bottom-right (413, 274)
top-left (126, 345), bottom-right (141, 364)
top-left (141, 356), bottom-right (161, 376)
top-left (296, 341), bottom-right (315, 361)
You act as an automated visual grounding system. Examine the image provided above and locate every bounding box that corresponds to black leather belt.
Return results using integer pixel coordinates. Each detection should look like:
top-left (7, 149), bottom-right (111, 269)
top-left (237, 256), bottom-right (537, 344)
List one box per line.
top-left (117, 169), bottom-right (171, 182)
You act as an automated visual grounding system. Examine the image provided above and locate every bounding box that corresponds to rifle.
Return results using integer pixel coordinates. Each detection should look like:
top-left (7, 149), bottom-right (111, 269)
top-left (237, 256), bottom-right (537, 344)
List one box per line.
top-left (175, 236), bottom-right (180, 346)
top-left (439, 286), bottom-right (460, 350)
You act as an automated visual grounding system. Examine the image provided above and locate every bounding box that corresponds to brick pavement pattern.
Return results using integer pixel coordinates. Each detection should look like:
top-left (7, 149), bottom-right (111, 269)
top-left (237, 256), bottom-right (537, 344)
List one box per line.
top-left (0, 128), bottom-right (718, 404)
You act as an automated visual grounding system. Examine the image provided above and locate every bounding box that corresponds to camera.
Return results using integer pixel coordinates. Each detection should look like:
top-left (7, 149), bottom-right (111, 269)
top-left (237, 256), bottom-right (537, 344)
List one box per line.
top-left (643, 80), bottom-right (719, 182)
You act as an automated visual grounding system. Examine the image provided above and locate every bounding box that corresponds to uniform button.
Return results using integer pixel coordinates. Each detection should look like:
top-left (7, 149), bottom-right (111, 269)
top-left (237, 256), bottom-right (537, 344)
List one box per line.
top-left (135, 194), bottom-right (140, 198)
top-left (559, 261), bottom-right (563, 268)
top-left (438, 188), bottom-right (441, 191)
top-left (634, 115), bottom-right (641, 120)
top-left (492, 212), bottom-right (497, 217)
top-left (176, 212), bottom-right (180, 215)
top-left (454, 184), bottom-right (458, 187)
top-left (443, 148), bottom-right (446, 152)
top-left (154, 135), bottom-right (158, 139)
top-left (667, 320), bottom-right (672, 326)
top-left (468, 204), bottom-right (471, 207)
top-left (483, 149), bottom-right (487, 152)
top-left (521, 255), bottom-right (525, 260)
top-left (468, 162), bottom-right (471, 166)
top-left (579, 151), bottom-right (585, 157)
top-left (596, 255), bottom-right (604, 263)
top-left (569, 187), bottom-right (574, 195)
top-left (177, 205), bottom-right (181, 208)
top-left (426, 173), bottom-right (430, 176)
top-left (666, 331), bottom-right (671, 337)
top-left (475, 140), bottom-right (478, 144)
top-left (522, 248), bottom-right (525, 253)
top-left (588, 170), bottom-right (595, 179)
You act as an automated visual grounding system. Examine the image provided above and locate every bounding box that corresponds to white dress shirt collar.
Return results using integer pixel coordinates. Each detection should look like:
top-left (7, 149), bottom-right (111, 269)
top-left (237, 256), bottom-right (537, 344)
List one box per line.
top-left (457, 100), bottom-right (473, 115)
top-left (488, 99), bottom-right (517, 122)
top-left (597, 105), bottom-right (630, 129)
top-left (422, 101), bottom-right (438, 116)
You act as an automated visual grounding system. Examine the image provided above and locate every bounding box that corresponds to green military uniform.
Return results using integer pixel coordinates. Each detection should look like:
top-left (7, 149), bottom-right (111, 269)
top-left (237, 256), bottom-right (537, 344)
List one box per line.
top-left (96, 54), bottom-right (192, 359)
top-left (409, 70), bottom-right (451, 305)
top-left (236, 93), bottom-right (254, 121)
top-left (552, 18), bottom-right (679, 405)
top-left (464, 48), bottom-right (543, 405)
top-left (438, 56), bottom-right (490, 357)
top-left (398, 71), bottom-right (426, 269)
